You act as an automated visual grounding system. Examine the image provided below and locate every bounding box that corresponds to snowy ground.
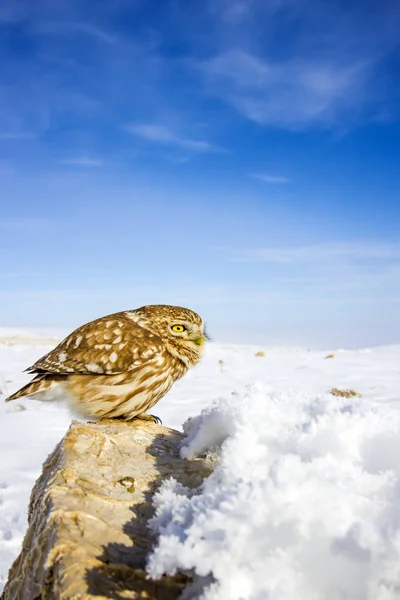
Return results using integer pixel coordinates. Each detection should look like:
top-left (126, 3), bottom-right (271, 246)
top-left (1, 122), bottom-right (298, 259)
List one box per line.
top-left (0, 329), bottom-right (400, 597)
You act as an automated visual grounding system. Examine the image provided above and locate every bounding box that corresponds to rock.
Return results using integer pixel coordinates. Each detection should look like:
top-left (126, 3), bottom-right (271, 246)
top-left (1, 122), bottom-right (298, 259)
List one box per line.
top-left (1, 419), bottom-right (212, 600)
top-left (329, 388), bottom-right (361, 398)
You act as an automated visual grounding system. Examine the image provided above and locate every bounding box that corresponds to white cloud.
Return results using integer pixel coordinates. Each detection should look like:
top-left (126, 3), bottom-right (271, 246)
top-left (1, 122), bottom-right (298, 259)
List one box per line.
top-left (200, 50), bottom-right (372, 128)
top-left (212, 0), bottom-right (257, 23)
top-left (250, 173), bottom-right (289, 183)
top-left (0, 132), bottom-right (35, 140)
top-left (0, 217), bottom-right (56, 231)
top-left (227, 241), bottom-right (400, 298)
top-left (33, 21), bottom-right (119, 44)
top-left (214, 0), bottom-right (290, 23)
top-left (124, 123), bottom-right (218, 152)
top-left (199, 0), bottom-right (400, 129)
top-left (237, 242), bottom-right (400, 264)
top-left (59, 157), bottom-right (103, 167)
top-left (0, 1), bottom-right (26, 23)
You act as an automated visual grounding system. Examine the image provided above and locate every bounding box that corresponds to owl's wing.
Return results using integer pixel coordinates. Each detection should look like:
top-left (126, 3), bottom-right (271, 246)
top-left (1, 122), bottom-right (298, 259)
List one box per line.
top-left (26, 314), bottom-right (163, 375)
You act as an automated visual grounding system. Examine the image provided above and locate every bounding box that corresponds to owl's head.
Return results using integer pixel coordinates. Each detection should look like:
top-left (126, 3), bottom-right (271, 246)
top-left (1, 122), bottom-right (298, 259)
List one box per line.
top-left (132, 304), bottom-right (208, 366)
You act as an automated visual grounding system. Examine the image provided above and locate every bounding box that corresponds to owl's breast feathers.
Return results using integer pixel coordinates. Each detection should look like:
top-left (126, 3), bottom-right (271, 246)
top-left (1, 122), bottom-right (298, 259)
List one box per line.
top-left (64, 353), bottom-right (187, 419)
top-left (5, 312), bottom-right (188, 418)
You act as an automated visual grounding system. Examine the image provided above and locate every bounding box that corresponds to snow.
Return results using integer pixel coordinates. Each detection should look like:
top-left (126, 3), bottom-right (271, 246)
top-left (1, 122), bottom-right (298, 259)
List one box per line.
top-left (0, 327), bottom-right (400, 597)
top-left (0, 327), bottom-right (60, 346)
top-left (148, 385), bottom-right (400, 599)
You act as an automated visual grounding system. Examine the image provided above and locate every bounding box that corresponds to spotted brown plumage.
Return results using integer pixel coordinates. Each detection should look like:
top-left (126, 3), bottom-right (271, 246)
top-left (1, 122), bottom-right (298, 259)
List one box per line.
top-left (5, 305), bottom-right (207, 421)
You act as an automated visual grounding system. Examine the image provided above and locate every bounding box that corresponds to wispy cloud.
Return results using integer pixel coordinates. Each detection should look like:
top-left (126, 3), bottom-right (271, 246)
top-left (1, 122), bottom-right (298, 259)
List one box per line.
top-left (197, 0), bottom-right (400, 129)
top-left (249, 173), bottom-right (289, 184)
top-left (0, 132), bottom-right (35, 140)
top-left (200, 50), bottom-right (372, 128)
top-left (124, 123), bottom-right (219, 152)
top-left (0, 217), bottom-right (56, 232)
top-left (0, 159), bottom-right (15, 176)
top-left (0, 2), bottom-right (27, 23)
top-left (236, 242), bottom-right (400, 264)
top-left (59, 157), bottom-right (103, 167)
top-left (211, 0), bottom-right (288, 24)
top-left (33, 21), bottom-right (119, 45)
top-left (227, 241), bottom-right (400, 303)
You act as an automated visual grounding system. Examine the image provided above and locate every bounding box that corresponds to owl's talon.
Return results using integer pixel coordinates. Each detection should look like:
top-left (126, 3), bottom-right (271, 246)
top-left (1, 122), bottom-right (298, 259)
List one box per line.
top-left (134, 413), bottom-right (162, 425)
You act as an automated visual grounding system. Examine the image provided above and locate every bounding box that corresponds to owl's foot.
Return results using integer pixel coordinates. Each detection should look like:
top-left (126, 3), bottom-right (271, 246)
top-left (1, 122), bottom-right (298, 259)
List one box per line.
top-left (135, 413), bottom-right (162, 425)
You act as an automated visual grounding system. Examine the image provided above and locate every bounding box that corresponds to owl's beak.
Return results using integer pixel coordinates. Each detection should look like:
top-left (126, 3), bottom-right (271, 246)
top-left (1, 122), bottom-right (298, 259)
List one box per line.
top-left (193, 334), bottom-right (206, 346)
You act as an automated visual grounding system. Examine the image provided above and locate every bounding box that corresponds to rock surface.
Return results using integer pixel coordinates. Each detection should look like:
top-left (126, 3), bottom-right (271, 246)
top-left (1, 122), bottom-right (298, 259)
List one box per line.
top-left (1, 419), bottom-right (211, 600)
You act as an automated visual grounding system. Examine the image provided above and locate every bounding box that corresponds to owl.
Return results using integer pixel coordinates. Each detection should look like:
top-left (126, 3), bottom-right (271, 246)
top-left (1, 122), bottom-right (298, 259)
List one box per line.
top-left (5, 305), bottom-right (207, 422)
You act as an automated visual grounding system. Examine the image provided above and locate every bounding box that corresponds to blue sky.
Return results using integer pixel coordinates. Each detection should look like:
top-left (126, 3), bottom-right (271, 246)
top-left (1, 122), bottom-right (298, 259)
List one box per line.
top-left (1, 0), bottom-right (400, 347)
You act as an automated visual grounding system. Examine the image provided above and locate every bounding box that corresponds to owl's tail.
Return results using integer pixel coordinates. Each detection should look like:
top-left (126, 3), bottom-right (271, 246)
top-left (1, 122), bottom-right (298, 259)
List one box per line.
top-left (4, 375), bottom-right (57, 402)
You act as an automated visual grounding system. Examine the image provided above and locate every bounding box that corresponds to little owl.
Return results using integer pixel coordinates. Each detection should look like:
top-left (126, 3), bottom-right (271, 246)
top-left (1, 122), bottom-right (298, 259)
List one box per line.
top-left (5, 305), bottom-right (207, 422)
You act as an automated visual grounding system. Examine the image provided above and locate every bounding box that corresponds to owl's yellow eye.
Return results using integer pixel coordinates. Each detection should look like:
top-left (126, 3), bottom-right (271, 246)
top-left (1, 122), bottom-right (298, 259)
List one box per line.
top-left (171, 324), bottom-right (186, 333)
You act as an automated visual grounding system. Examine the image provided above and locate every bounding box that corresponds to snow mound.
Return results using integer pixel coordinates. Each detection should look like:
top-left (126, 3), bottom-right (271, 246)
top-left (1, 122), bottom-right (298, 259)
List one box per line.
top-left (0, 327), bottom-right (60, 346)
top-left (147, 383), bottom-right (400, 600)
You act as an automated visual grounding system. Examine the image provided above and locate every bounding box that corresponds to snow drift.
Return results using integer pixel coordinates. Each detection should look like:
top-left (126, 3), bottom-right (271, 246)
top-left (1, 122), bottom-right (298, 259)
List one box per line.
top-left (147, 383), bottom-right (400, 600)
